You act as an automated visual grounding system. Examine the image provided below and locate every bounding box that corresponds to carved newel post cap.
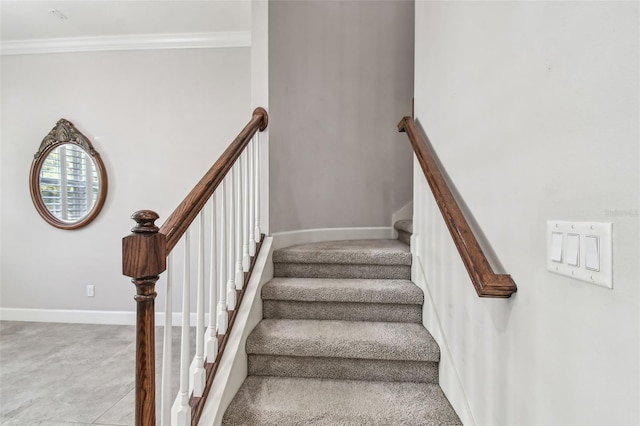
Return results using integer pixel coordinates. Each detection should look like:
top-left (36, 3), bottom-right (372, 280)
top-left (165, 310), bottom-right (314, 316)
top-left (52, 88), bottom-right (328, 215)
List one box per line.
top-left (123, 210), bottom-right (166, 279)
top-left (131, 210), bottom-right (160, 234)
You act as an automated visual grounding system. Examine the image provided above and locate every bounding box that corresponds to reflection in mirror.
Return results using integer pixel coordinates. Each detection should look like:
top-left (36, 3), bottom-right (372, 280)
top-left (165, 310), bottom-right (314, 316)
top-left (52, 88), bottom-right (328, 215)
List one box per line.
top-left (39, 144), bottom-right (100, 222)
top-left (30, 119), bottom-right (107, 230)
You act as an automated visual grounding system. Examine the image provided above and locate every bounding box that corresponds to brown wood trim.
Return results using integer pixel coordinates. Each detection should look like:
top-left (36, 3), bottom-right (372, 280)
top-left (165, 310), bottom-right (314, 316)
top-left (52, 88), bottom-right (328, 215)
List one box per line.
top-left (160, 107), bottom-right (268, 252)
top-left (189, 234), bottom-right (266, 426)
top-left (398, 117), bottom-right (517, 298)
top-left (122, 211), bottom-right (166, 426)
top-left (122, 108), bottom-right (268, 426)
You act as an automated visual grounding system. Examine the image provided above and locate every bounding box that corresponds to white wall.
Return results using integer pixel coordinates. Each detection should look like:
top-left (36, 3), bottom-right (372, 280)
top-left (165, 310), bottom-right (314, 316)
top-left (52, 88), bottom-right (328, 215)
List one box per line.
top-left (413, 2), bottom-right (639, 425)
top-left (1, 47), bottom-right (251, 313)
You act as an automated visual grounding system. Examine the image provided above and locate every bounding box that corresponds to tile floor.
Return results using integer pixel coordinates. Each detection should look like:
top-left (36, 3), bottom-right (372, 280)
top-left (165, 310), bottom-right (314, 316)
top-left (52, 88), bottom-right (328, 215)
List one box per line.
top-left (0, 322), bottom-right (193, 426)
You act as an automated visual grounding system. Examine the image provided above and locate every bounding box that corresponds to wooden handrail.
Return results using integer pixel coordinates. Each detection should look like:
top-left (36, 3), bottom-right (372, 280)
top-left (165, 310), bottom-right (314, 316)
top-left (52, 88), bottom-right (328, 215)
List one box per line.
top-left (398, 116), bottom-right (516, 298)
top-left (122, 107), bottom-right (268, 426)
top-left (161, 107), bottom-right (268, 252)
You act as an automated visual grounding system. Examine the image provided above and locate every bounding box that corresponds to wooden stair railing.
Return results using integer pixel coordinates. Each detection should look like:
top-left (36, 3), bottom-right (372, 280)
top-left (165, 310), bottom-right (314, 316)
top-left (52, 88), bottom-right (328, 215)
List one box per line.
top-left (398, 116), bottom-right (517, 298)
top-left (122, 107), bottom-right (268, 426)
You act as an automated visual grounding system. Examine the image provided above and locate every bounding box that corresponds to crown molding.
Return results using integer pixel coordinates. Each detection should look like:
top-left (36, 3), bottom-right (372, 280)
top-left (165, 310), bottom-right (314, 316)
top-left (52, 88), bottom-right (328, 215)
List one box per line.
top-left (1, 31), bottom-right (251, 56)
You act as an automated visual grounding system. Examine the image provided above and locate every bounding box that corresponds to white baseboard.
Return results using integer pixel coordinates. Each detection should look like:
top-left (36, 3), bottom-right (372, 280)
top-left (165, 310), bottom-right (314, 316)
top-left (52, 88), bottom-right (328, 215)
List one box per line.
top-left (0, 308), bottom-right (205, 326)
top-left (412, 255), bottom-right (476, 426)
top-left (271, 227), bottom-right (393, 250)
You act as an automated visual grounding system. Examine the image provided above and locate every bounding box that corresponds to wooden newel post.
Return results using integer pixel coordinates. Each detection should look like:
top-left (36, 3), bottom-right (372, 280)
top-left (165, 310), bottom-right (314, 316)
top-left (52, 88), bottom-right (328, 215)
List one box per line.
top-left (122, 210), bottom-right (167, 426)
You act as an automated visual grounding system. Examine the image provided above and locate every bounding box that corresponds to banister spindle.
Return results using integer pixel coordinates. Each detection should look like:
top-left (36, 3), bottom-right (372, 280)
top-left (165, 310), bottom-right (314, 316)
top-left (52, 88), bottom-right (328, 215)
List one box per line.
top-left (218, 182), bottom-right (228, 334)
top-left (171, 229), bottom-right (191, 425)
top-left (242, 150), bottom-right (250, 272)
top-left (254, 133), bottom-right (261, 244)
top-left (122, 210), bottom-right (166, 426)
top-left (192, 212), bottom-right (206, 397)
top-left (160, 253), bottom-right (173, 426)
top-left (205, 194), bottom-right (218, 360)
top-left (226, 170), bottom-right (236, 310)
top-left (227, 169), bottom-right (236, 310)
top-left (235, 161), bottom-right (244, 290)
top-left (248, 142), bottom-right (256, 256)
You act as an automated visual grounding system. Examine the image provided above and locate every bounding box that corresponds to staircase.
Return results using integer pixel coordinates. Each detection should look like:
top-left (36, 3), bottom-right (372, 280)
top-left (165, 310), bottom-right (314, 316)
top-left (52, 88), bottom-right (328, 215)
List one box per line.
top-left (222, 221), bottom-right (462, 425)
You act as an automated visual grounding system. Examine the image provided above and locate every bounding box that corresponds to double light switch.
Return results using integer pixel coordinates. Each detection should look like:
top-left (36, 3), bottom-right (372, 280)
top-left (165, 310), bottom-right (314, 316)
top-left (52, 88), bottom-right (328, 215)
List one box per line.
top-left (547, 221), bottom-right (612, 288)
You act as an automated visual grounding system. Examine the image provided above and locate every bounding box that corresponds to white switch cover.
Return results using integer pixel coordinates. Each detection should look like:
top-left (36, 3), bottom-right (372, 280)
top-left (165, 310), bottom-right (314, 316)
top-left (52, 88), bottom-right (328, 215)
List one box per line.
top-left (584, 236), bottom-right (600, 271)
top-left (550, 232), bottom-right (563, 262)
top-left (566, 234), bottom-right (580, 266)
top-left (547, 221), bottom-right (612, 289)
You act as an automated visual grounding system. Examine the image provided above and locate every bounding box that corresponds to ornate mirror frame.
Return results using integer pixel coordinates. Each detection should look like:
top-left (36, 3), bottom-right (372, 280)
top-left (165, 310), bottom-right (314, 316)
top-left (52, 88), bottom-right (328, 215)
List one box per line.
top-left (29, 119), bottom-right (108, 230)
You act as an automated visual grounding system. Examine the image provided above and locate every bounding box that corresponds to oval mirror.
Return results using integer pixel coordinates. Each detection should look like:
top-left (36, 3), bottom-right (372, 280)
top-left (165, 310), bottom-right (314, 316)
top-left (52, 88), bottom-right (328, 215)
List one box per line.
top-left (29, 119), bottom-right (108, 230)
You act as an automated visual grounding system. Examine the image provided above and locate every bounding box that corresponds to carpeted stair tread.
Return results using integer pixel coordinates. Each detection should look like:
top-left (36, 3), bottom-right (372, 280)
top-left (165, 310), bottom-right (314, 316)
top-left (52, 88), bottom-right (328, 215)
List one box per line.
top-left (273, 239), bottom-right (411, 265)
top-left (246, 319), bottom-right (439, 362)
top-left (394, 220), bottom-right (413, 246)
top-left (262, 278), bottom-right (423, 305)
top-left (394, 219), bottom-right (413, 234)
top-left (263, 300), bottom-right (423, 323)
top-left (248, 354), bottom-right (438, 383)
top-left (221, 376), bottom-right (462, 426)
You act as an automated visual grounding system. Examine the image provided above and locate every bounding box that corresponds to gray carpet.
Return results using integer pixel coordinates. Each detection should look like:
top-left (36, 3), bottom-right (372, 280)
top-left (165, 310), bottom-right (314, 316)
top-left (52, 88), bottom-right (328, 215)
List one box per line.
top-left (272, 239), bottom-right (411, 280)
top-left (394, 219), bottom-right (413, 246)
top-left (262, 278), bottom-right (422, 304)
top-left (247, 319), bottom-right (440, 361)
top-left (222, 236), bottom-right (461, 425)
top-left (262, 277), bottom-right (423, 322)
top-left (222, 377), bottom-right (461, 426)
top-left (272, 239), bottom-right (411, 265)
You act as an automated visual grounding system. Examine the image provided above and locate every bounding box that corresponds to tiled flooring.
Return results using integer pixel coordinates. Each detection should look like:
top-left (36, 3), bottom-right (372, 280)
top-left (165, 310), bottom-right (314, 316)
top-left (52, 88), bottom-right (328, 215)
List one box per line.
top-left (0, 322), bottom-right (191, 426)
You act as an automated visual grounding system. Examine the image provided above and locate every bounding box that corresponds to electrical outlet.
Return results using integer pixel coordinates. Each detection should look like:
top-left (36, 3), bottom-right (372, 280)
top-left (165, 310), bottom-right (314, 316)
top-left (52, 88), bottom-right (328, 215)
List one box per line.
top-left (86, 285), bottom-right (95, 297)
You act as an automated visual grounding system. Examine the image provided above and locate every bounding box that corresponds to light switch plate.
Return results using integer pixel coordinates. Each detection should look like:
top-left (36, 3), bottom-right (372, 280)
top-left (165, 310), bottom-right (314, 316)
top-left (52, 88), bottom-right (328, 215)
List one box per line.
top-left (547, 221), bottom-right (612, 289)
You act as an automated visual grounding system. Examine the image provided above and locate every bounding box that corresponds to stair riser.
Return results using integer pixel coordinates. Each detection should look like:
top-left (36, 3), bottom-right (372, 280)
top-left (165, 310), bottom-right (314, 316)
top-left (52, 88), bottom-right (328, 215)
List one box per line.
top-left (274, 263), bottom-right (411, 279)
top-left (249, 354), bottom-right (439, 384)
top-left (263, 300), bottom-right (422, 323)
top-left (397, 230), bottom-right (411, 245)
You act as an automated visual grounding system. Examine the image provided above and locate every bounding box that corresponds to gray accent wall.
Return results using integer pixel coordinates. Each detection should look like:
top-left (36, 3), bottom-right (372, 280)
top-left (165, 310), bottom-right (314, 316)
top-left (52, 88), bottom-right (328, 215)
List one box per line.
top-left (269, 0), bottom-right (414, 233)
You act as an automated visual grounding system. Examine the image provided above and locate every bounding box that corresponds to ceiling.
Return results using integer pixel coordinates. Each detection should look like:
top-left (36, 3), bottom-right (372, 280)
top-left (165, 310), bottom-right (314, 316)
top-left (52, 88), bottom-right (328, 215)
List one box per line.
top-left (0, 1), bottom-right (251, 41)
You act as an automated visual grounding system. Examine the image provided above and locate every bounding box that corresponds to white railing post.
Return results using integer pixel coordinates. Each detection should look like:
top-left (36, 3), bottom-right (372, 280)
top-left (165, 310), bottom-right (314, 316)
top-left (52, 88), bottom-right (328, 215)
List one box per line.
top-left (235, 160), bottom-right (244, 289)
top-left (226, 170), bottom-right (236, 310)
top-left (171, 231), bottom-right (191, 425)
top-left (160, 253), bottom-right (173, 426)
top-left (242, 149), bottom-right (250, 272)
top-left (217, 182), bottom-right (228, 335)
top-left (248, 142), bottom-right (256, 256)
top-left (192, 212), bottom-right (206, 397)
top-left (254, 133), bottom-right (261, 242)
top-left (205, 194), bottom-right (218, 360)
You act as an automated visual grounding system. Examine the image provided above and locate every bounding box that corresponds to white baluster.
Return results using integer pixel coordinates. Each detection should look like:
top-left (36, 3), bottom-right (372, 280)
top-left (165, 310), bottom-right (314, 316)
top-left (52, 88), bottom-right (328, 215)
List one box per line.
top-left (192, 212), bottom-right (206, 397)
top-left (171, 231), bottom-right (191, 425)
top-left (217, 181), bottom-right (228, 335)
top-left (226, 168), bottom-right (236, 310)
top-left (235, 160), bottom-right (244, 289)
top-left (160, 253), bottom-right (173, 426)
top-left (248, 141), bottom-right (256, 256)
top-left (254, 133), bottom-right (261, 243)
top-left (205, 194), bottom-right (218, 361)
top-left (242, 149), bottom-right (250, 272)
